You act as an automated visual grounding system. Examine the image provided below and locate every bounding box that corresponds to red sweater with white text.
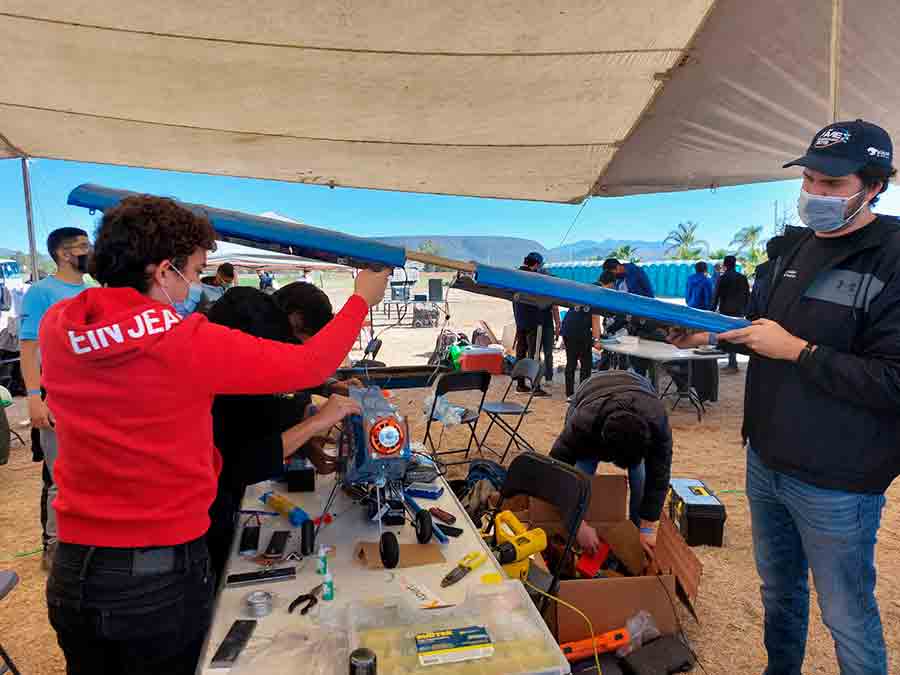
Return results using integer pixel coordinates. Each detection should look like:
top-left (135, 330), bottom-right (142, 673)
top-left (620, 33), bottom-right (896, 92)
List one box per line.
top-left (40, 287), bottom-right (368, 547)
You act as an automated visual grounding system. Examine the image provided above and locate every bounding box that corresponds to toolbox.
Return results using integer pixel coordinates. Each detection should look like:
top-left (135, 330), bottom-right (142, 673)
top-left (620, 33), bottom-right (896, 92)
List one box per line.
top-left (668, 478), bottom-right (726, 547)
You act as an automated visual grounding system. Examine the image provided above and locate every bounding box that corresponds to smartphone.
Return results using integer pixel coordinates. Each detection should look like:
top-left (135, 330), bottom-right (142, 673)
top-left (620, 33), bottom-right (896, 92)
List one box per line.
top-left (428, 507), bottom-right (456, 525)
top-left (225, 566), bottom-right (296, 588)
top-left (436, 524), bottom-right (463, 538)
top-left (238, 525), bottom-right (261, 556)
top-left (263, 530), bottom-right (291, 558)
top-left (210, 619), bottom-right (256, 668)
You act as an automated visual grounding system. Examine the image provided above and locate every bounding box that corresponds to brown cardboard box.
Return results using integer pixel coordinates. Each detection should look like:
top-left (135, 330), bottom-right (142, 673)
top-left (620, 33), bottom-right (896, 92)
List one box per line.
top-left (516, 473), bottom-right (702, 642)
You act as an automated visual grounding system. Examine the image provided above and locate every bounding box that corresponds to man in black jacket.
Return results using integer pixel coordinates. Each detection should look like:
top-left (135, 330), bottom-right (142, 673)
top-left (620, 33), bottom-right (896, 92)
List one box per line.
top-left (549, 371), bottom-right (672, 558)
top-left (712, 255), bottom-right (749, 371)
top-left (671, 119), bottom-right (898, 675)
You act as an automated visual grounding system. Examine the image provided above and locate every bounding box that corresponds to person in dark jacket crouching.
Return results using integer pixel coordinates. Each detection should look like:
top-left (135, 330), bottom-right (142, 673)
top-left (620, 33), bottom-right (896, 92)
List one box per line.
top-left (670, 119), bottom-right (900, 675)
top-left (549, 370), bottom-right (672, 558)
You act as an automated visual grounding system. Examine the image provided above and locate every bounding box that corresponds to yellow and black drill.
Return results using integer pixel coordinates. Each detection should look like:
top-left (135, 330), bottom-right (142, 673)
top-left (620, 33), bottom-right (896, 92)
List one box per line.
top-left (490, 511), bottom-right (547, 580)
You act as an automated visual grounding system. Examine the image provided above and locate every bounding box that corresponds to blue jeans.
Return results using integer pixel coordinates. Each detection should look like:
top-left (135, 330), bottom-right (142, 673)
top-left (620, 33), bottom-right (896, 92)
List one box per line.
top-left (746, 447), bottom-right (886, 675)
top-left (575, 457), bottom-right (645, 527)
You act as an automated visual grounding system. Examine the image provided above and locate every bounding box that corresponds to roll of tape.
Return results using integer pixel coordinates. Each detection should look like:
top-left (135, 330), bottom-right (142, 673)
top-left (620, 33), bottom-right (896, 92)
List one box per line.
top-left (245, 590), bottom-right (273, 617)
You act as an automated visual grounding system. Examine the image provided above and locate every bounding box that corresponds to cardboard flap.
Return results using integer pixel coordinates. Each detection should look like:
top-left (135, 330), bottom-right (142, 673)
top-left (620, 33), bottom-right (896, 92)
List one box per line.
top-left (555, 576), bottom-right (678, 643)
top-left (651, 514), bottom-right (703, 612)
top-left (528, 474), bottom-right (627, 524)
top-left (595, 520), bottom-right (644, 577)
top-left (354, 542), bottom-right (445, 570)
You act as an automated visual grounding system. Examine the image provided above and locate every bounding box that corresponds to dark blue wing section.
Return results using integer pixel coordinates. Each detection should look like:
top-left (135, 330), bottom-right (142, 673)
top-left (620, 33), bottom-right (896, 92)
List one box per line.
top-left (469, 264), bottom-right (749, 333)
top-left (67, 183), bottom-right (407, 269)
top-left (68, 184), bottom-right (748, 332)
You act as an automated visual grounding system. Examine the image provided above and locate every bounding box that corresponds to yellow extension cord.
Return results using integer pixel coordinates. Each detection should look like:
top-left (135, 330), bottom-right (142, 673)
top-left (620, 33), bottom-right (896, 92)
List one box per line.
top-left (523, 579), bottom-right (603, 675)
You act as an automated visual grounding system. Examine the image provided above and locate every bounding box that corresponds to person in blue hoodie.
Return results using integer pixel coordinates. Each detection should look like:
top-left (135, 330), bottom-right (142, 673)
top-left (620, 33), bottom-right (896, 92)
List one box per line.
top-left (602, 258), bottom-right (655, 298)
top-left (685, 261), bottom-right (714, 309)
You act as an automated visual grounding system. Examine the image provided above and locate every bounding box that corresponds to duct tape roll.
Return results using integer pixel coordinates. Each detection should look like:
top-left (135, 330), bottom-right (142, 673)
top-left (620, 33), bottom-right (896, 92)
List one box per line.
top-left (245, 590), bottom-right (274, 618)
top-left (349, 647), bottom-right (377, 675)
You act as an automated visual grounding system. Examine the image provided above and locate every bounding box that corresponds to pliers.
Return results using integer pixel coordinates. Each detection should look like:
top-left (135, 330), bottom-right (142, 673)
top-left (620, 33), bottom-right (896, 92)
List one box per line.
top-left (289, 583), bottom-right (323, 615)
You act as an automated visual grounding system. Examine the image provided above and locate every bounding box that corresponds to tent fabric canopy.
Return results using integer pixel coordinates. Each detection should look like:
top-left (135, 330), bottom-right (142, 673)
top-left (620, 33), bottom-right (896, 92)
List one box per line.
top-left (0, 0), bottom-right (900, 202)
top-left (1, 1), bottom-right (896, 202)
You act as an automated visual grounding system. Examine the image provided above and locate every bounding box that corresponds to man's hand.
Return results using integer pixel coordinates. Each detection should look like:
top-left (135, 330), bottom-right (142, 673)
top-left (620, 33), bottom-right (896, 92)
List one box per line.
top-left (718, 319), bottom-right (807, 361)
top-left (666, 327), bottom-right (708, 350)
top-left (639, 521), bottom-right (657, 559)
top-left (28, 395), bottom-right (52, 429)
top-left (354, 268), bottom-right (391, 307)
top-left (313, 394), bottom-right (362, 433)
top-left (576, 521), bottom-right (601, 554)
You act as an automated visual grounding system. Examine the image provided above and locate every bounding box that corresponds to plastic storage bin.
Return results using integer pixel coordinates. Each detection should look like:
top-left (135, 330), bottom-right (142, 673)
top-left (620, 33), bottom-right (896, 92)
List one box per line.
top-left (348, 581), bottom-right (569, 675)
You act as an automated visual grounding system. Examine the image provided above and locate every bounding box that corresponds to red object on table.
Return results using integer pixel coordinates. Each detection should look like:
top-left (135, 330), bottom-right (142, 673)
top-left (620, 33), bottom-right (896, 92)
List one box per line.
top-left (459, 349), bottom-right (504, 375)
top-left (576, 542), bottom-right (611, 578)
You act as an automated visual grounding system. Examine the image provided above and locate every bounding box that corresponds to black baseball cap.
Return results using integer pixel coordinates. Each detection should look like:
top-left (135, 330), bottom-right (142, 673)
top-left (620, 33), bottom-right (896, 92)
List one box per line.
top-left (784, 119), bottom-right (893, 177)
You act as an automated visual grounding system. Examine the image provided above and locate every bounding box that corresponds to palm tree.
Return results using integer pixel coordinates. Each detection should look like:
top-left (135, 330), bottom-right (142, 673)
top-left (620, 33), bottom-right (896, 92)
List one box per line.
top-left (607, 245), bottom-right (641, 262)
top-left (730, 226), bottom-right (766, 277)
top-left (664, 221), bottom-right (709, 260)
top-left (709, 248), bottom-right (731, 261)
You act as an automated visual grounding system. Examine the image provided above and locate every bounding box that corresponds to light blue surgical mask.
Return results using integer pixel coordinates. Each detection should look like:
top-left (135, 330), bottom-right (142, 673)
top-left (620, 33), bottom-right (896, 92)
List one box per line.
top-left (797, 188), bottom-right (867, 233)
top-left (165, 266), bottom-right (204, 317)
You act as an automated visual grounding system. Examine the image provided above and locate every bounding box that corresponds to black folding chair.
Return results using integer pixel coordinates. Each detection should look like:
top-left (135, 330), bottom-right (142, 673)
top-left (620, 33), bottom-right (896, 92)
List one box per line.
top-left (0, 571), bottom-right (22, 675)
top-left (424, 370), bottom-right (491, 466)
top-left (478, 358), bottom-right (542, 464)
top-left (490, 453), bottom-right (591, 613)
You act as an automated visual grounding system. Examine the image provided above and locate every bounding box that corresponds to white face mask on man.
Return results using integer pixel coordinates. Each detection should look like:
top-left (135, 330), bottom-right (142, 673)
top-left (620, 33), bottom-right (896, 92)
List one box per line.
top-left (797, 188), bottom-right (868, 234)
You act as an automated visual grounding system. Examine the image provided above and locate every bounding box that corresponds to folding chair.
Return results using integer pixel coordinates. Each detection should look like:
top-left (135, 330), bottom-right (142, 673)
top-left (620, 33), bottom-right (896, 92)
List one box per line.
top-left (0, 571), bottom-right (22, 675)
top-left (478, 358), bottom-right (542, 464)
top-left (424, 370), bottom-right (492, 466)
top-left (489, 453), bottom-right (591, 613)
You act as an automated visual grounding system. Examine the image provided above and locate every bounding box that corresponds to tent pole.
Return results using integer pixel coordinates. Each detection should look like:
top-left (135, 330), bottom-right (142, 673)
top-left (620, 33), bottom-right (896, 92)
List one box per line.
top-left (20, 158), bottom-right (39, 282)
top-left (829, 0), bottom-right (843, 123)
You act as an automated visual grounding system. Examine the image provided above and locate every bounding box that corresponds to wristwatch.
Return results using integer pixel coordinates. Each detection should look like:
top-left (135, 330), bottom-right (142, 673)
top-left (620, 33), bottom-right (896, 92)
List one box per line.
top-left (707, 333), bottom-right (719, 346)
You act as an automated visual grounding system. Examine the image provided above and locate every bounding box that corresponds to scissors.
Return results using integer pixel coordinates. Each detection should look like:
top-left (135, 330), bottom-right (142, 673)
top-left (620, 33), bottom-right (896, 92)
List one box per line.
top-left (288, 583), bottom-right (324, 615)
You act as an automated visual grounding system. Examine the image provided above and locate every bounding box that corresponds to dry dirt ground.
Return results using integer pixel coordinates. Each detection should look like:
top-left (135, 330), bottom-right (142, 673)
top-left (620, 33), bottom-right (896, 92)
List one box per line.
top-left (1, 275), bottom-right (898, 674)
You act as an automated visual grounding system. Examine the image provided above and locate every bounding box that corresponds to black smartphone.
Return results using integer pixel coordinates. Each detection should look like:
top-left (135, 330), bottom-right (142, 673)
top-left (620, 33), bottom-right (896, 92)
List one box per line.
top-left (436, 524), bottom-right (463, 538)
top-left (210, 619), bottom-right (256, 668)
top-left (263, 530), bottom-right (291, 558)
top-left (238, 525), bottom-right (261, 556)
top-left (225, 566), bottom-right (296, 588)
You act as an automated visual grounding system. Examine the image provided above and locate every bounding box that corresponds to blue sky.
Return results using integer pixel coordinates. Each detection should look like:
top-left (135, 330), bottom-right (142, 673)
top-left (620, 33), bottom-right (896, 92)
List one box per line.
top-left (2, 156), bottom-right (893, 257)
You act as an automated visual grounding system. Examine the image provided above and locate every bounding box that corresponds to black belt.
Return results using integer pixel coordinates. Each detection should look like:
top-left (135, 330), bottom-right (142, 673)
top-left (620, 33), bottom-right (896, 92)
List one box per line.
top-left (55, 536), bottom-right (208, 577)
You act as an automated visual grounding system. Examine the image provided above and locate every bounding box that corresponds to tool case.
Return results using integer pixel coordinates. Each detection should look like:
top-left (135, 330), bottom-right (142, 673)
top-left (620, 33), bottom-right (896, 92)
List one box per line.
top-left (668, 478), bottom-right (726, 547)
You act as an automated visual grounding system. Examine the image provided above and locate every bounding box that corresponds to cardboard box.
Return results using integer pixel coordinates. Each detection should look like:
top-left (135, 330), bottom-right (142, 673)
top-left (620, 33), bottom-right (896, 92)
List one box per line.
top-left (514, 473), bottom-right (702, 643)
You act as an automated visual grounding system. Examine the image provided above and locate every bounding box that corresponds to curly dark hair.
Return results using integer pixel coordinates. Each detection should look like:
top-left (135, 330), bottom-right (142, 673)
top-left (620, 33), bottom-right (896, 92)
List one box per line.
top-left (207, 287), bottom-right (296, 343)
top-left (90, 195), bottom-right (217, 292)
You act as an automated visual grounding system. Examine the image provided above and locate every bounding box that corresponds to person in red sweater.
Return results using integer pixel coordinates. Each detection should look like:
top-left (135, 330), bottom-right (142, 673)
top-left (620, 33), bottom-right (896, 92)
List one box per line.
top-left (41, 195), bottom-right (389, 675)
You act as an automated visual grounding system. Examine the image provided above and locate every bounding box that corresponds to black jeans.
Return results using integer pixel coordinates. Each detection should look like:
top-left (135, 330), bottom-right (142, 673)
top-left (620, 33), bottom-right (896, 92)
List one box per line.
top-left (47, 537), bottom-right (215, 675)
top-left (563, 335), bottom-right (593, 397)
top-left (514, 326), bottom-right (538, 388)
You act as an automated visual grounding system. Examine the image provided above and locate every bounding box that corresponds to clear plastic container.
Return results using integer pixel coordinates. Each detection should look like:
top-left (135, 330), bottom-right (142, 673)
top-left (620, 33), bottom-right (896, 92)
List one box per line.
top-left (347, 581), bottom-right (569, 675)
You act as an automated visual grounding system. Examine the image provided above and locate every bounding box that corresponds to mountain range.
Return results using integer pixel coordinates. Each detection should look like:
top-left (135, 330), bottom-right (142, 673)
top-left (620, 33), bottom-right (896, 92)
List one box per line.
top-left (373, 236), bottom-right (668, 267)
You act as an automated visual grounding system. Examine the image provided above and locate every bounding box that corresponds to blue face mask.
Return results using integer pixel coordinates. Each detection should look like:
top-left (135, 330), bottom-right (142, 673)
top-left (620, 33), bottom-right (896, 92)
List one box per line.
top-left (797, 188), bottom-right (867, 233)
top-left (168, 266), bottom-right (204, 317)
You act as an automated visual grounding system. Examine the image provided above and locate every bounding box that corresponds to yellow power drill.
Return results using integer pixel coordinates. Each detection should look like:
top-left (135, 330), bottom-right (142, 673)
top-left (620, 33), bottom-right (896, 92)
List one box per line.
top-left (491, 511), bottom-right (547, 581)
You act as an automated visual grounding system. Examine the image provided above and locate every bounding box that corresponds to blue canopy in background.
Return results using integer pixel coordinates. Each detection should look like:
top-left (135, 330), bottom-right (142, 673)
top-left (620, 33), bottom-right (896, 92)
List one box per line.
top-left (67, 184), bottom-right (749, 333)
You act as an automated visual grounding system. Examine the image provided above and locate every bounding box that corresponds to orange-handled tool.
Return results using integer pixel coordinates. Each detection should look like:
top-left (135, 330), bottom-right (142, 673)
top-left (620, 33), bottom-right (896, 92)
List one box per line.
top-left (560, 627), bottom-right (630, 663)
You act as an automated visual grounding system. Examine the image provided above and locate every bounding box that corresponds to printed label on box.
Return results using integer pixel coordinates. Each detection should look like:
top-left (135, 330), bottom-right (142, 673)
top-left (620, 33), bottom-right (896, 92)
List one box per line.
top-left (415, 625), bottom-right (494, 666)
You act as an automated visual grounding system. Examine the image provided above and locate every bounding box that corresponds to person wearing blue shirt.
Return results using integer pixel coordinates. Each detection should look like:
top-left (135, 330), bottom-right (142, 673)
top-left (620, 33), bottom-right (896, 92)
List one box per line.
top-left (19, 227), bottom-right (90, 570)
top-left (685, 261), bottom-right (714, 309)
top-left (603, 258), bottom-right (655, 298)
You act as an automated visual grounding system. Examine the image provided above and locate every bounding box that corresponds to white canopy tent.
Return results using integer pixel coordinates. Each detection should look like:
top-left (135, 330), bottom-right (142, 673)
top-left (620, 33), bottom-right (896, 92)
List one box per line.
top-left (2, 1), bottom-right (892, 273)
